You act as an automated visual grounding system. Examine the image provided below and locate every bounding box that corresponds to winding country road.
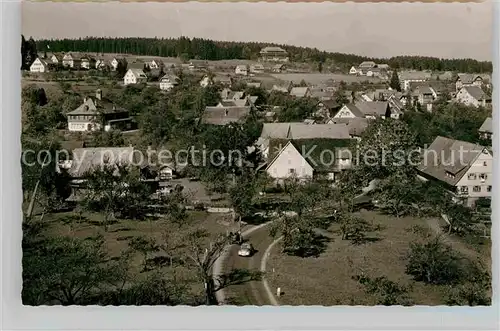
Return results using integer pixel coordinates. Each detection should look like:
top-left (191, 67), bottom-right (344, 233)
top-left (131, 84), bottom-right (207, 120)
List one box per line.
top-left (219, 224), bottom-right (276, 305)
top-left (214, 180), bottom-right (379, 305)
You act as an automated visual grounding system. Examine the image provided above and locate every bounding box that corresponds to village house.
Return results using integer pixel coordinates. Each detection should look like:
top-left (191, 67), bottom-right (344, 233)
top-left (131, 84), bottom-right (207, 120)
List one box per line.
top-left (290, 87), bottom-right (311, 98)
top-left (456, 74), bottom-right (483, 92)
top-left (250, 64), bottom-right (265, 74)
top-left (49, 53), bottom-right (62, 65)
top-left (411, 86), bottom-right (437, 111)
top-left (62, 53), bottom-right (82, 69)
top-left (265, 139), bottom-right (352, 183)
top-left (315, 99), bottom-right (341, 119)
top-left (456, 86), bottom-right (491, 108)
top-left (29, 58), bottom-right (50, 73)
top-left (95, 57), bottom-right (111, 70)
top-left (272, 64), bottom-right (287, 73)
top-left (201, 106), bottom-right (252, 125)
top-left (257, 122), bottom-right (350, 159)
top-left (123, 68), bottom-right (148, 85)
top-left (80, 55), bottom-right (96, 70)
top-left (148, 59), bottom-right (164, 69)
top-left (399, 71), bottom-right (432, 92)
top-left (66, 89), bottom-right (132, 132)
top-left (60, 146), bottom-right (147, 203)
top-left (259, 46), bottom-right (289, 62)
top-left (479, 117), bottom-right (492, 141)
top-left (214, 75), bottom-right (233, 87)
top-left (110, 57), bottom-right (122, 71)
top-left (326, 117), bottom-right (370, 140)
top-left (159, 74), bottom-right (179, 91)
top-left (333, 101), bottom-right (391, 120)
top-left (199, 75), bottom-right (213, 88)
top-left (235, 65), bottom-right (249, 76)
top-left (417, 136), bottom-right (492, 207)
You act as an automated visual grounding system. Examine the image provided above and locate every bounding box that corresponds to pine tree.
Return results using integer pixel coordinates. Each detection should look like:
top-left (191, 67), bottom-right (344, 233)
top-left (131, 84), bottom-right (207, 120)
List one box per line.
top-left (390, 70), bottom-right (401, 92)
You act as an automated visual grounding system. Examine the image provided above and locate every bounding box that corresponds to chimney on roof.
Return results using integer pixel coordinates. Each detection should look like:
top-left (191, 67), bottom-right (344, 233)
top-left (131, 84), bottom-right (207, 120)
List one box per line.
top-left (96, 89), bottom-right (102, 100)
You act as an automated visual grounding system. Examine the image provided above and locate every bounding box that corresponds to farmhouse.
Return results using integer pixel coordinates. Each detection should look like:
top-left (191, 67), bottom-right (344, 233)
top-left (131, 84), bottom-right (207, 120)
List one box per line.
top-left (30, 58), bottom-right (50, 73)
top-left (265, 139), bottom-right (352, 183)
top-left (398, 71), bottom-right (432, 91)
top-left (259, 46), bottom-right (289, 62)
top-left (333, 101), bottom-right (391, 119)
top-left (417, 136), bottom-right (492, 207)
top-left (455, 86), bottom-right (491, 108)
top-left (456, 74), bottom-right (483, 92)
top-left (123, 68), bottom-right (148, 85)
top-left (66, 90), bottom-right (132, 132)
top-left (62, 53), bottom-right (82, 68)
top-left (159, 74), bottom-right (179, 91)
top-left (258, 122), bottom-right (350, 159)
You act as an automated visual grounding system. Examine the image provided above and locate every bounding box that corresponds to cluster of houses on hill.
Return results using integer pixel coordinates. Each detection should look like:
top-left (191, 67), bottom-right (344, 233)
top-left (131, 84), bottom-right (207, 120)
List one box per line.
top-left (349, 61), bottom-right (390, 79)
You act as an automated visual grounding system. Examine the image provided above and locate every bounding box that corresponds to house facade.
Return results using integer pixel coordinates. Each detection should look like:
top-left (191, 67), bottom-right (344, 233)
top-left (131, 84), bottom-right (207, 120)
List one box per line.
top-left (123, 69), bottom-right (147, 85)
top-left (235, 65), bottom-right (248, 76)
top-left (80, 56), bottom-right (95, 70)
top-left (265, 140), bottom-right (352, 183)
top-left (62, 53), bottom-right (81, 68)
top-left (456, 86), bottom-right (491, 108)
top-left (30, 58), bottom-right (49, 73)
top-left (266, 141), bottom-right (314, 181)
top-left (159, 75), bottom-right (179, 91)
top-left (333, 102), bottom-right (391, 120)
top-left (418, 136), bottom-right (492, 207)
top-left (250, 64), bottom-right (265, 74)
top-left (456, 74), bottom-right (483, 92)
top-left (67, 90), bottom-right (131, 132)
top-left (259, 47), bottom-right (289, 62)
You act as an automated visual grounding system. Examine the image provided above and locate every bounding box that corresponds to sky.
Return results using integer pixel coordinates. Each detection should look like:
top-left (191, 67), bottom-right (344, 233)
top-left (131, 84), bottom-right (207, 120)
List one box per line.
top-left (22, 1), bottom-right (493, 61)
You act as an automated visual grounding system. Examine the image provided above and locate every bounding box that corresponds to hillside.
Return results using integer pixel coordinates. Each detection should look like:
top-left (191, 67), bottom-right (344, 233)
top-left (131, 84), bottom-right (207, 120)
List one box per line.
top-left (35, 37), bottom-right (492, 73)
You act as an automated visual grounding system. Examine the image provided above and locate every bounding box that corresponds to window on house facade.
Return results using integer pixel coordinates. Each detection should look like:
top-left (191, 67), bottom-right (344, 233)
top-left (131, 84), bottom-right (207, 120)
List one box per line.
top-left (468, 173), bottom-right (477, 180)
top-left (473, 186), bottom-right (482, 192)
top-left (460, 186), bottom-right (468, 193)
top-left (289, 168), bottom-right (296, 174)
top-left (479, 173), bottom-right (487, 181)
top-left (483, 161), bottom-right (487, 166)
top-left (487, 186), bottom-right (492, 192)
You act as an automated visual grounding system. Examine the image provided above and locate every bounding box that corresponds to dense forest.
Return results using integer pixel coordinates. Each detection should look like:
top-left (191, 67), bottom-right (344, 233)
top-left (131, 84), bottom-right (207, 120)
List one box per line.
top-left (34, 36), bottom-right (492, 73)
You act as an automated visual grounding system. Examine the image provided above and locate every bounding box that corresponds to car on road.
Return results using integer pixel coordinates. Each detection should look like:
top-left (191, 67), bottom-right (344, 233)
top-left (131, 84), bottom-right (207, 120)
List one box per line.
top-left (238, 243), bottom-right (255, 257)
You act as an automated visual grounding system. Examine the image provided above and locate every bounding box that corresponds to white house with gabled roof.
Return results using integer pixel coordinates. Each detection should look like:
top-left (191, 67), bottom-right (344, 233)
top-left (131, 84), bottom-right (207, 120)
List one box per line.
top-left (124, 68), bottom-right (147, 85)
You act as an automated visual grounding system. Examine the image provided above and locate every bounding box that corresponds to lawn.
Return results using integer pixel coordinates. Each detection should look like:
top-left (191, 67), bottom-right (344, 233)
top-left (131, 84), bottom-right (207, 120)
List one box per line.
top-left (266, 210), bottom-right (490, 306)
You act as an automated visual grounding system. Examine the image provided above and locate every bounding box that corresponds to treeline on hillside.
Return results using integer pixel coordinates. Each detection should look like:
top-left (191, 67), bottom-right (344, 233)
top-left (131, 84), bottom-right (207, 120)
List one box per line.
top-left (34, 37), bottom-right (492, 73)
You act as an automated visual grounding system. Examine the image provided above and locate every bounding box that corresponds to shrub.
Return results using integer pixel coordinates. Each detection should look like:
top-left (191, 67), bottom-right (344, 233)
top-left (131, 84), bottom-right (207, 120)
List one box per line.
top-left (406, 237), bottom-right (464, 285)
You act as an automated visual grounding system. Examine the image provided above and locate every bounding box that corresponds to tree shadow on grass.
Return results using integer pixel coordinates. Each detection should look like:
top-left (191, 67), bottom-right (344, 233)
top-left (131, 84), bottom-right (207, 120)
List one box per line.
top-left (215, 268), bottom-right (263, 292)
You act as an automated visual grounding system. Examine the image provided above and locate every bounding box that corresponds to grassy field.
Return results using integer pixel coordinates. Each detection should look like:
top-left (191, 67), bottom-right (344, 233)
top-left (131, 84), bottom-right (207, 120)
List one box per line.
top-left (271, 73), bottom-right (384, 85)
top-left (266, 210), bottom-right (490, 306)
top-left (42, 210), bottom-right (236, 283)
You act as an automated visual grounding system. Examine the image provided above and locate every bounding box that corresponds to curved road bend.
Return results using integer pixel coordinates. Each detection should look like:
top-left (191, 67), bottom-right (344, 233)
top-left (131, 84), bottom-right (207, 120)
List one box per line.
top-left (222, 224), bottom-right (276, 306)
top-left (218, 179), bottom-right (379, 305)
